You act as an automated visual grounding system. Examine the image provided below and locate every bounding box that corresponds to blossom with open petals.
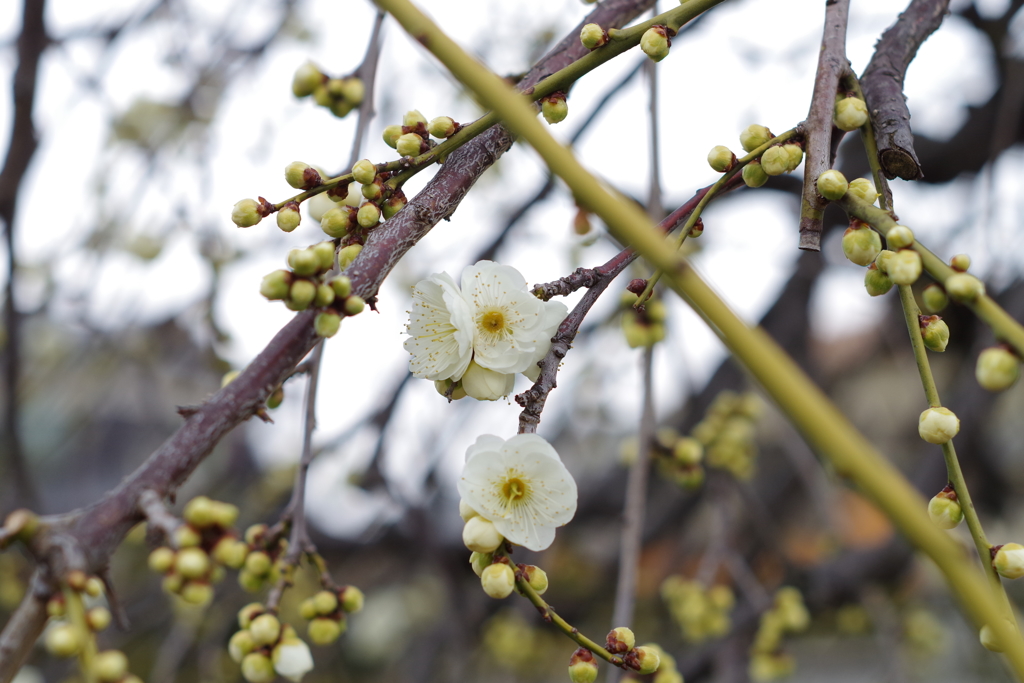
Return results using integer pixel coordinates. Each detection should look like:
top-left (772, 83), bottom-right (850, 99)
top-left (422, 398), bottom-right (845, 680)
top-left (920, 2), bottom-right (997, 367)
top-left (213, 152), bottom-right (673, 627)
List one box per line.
top-left (272, 638), bottom-right (314, 682)
top-left (458, 434), bottom-right (577, 551)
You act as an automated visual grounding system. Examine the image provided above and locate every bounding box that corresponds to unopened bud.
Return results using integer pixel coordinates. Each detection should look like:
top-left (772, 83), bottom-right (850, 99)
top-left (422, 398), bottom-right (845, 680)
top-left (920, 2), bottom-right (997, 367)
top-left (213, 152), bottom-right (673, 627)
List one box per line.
top-left (888, 249), bottom-right (922, 285)
top-left (847, 178), bottom-right (877, 205)
top-left (920, 315), bottom-right (949, 353)
top-left (816, 169), bottom-right (848, 201)
top-left (976, 347), bottom-right (1020, 392)
top-left (241, 651), bottom-right (276, 683)
top-left (312, 240), bottom-right (336, 272)
top-left (344, 295), bottom-right (366, 316)
top-left (928, 489), bottom-right (963, 529)
top-left (470, 551), bottom-right (492, 577)
top-left (481, 563), bottom-right (516, 599)
top-left (288, 279), bottom-right (317, 311)
top-left (707, 146), bottom-right (735, 173)
top-left (632, 646), bottom-right (661, 675)
top-left (276, 204), bottom-right (301, 233)
top-left (944, 273), bottom-right (985, 303)
top-left (760, 146), bottom-right (789, 176)
top-left (232, 199), bottom-right (263, 228)
top-left (308, 617), bottom-right (343, 645)
top-left (175, 547), bottom-right (211, 579)
top-left (382, 193), bottom-right (407, 219)
top-left (568, 648), bottom-right (599, 683)
top-left (640, 26), bottom-right (670, 62)
top-left (351, 159), bottom-right (376, 186)
top-left (885, 225), bottom-right (914, 249)
top-left (245, 550), bottom-right (273, 577)
top-left (311, 590), bottom-right (339, 616)
top-left (606, 627), bottom-right (635, 653)
top-left (341, 77), bottom-right (365, 105)
top-left (403, 110), bottom-right (427, 128)
top-left (94, 650), bottom-right (129, 682)
top-left (285, 162), bottom-right (318, 190)
top-left (782, 144), bottom-right (803, 171)
top-left (357, 203), bottom-right (381, 228)
top-left (739, 124), bottom-right (772, 153)
top-left (45, 623), bottom-right (82, 658)
top-left (329, 276), bottom-right (352, 298)
top-left (338, 244), bottom-right (363, 270)
top-left (521, 565), bottom-right (549, 595)
top-left (742, 160), bottom-right (769, 188)
top-left (834, 96), bottom-right (869, 131)
top-left (994, 543), bottom-right (1024, 580)
top-left (361, 180), bottom-right (383, 202)
top-left (213, 538), bottom-right (249, 569)
top-left (842, 225), bottom-right (882, 266)
top-left (382, 125), bottom-right (404, 149)
top-left (287, 248), bottom-right (320, 277)
top-left (396, 133), bottom-right (424, 157)
top-left (922, 284), bottom-right (948, 313)
top-left (266, 387), bottom-right (284, 409)
top-left (463, 516), bottom-right (504, 553)
top-left (542, 95), bottom-right (568, 125)
top-left (148, 547), bottom-right (176, 574)
top-left (428, 116), bottom-right (457, 138)
top-left (315, 312), bottom-right (342, 338)
top-left (180, 580), bottom-right (213, 605)
top-left (673, 437), bottom-right (704, 465)
top-left (459, 500), bottom-right (477, 522)
top-left (321, 205), bottom-right (356, 239)
top-left (918, 406), bottom-right (959, 444)
top-left (950, 253), bottom-right (971, 271)
top-left (229, 629), bottom-right (256, 663)
top-left (580, 23), bottom-right (607, 50)
top-left (340, 585), bottom-right (364, 613)
top-left (249, 613), bottom-right (282, 646)
top-left (864, 264), bottom-right (893, 297)
top-left (291, 61), bottom-right (323, 98)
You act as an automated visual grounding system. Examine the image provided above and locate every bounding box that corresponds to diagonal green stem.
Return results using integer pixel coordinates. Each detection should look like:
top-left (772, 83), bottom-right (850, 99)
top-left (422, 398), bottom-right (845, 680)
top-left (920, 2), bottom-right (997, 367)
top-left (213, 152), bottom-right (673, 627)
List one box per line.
top-left (377, 0), bottom-right (1024, 671)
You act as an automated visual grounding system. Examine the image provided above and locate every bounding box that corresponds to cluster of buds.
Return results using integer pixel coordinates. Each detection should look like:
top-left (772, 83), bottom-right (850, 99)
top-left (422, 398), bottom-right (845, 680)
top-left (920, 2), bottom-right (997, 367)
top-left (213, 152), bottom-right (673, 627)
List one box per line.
top-left (690, 391), bottom-right (762, 480)
top-left (640, 25), bottom-right (674, 62)
top-left (383, 109), bottom-right (457, 158)
top-left (230, 604), bottom-right (314, 682)
top-left (919, 314), bottom-right (950, 353)
top-left (649, 428), bottom-right (705, 489)
top-left (44, 573), bottom-right (122, 672)
top-left (321, 159), bottom-right (407, 241)
top-left (759, 142), bottom-right (804, 177)
top-left (841, 219), bottom-right (881, 267)
top-left (735, 124), bottom-right (776, 187)
top-left (236, 523), bottom-right (289, 593)
top-left (833, 95), bottom-right (869, 131)
top-left (291, 60), bottom-right (364, 118)
top-left (621, 288), bottom-right (667, 348)
top-left (976, 345), bottom-right (1020, 391)
top-left (928, 484), bottom-right (964, 529)
top-left (298, 585), bottom-right (364, 645)
top-left (604, 628), bottom-right (661, 676)
top-left (870, 244), bottom-right (921, 290)
top-left (147, 496), bottom-right (245, 606)
top-left (748, 587), bottom-right (809, 682)
top-left (660, 577), bottom-right (734, 642)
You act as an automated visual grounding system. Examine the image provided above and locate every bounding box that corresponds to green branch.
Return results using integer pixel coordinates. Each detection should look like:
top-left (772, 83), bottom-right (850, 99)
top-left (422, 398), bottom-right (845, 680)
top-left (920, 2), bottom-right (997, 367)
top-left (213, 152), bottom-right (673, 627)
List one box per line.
top-left (377, 0), bottom-right (1024, 672)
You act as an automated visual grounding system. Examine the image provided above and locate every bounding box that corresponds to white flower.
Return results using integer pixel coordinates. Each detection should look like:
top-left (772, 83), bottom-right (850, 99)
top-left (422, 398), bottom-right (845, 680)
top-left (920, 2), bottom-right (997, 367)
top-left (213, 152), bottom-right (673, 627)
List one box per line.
top-left (404, 261), bottom-right (566, 385)
top-left (457, 434), bottom-right (577, 551)
top-left (272, 638), bottom-right (314, 682)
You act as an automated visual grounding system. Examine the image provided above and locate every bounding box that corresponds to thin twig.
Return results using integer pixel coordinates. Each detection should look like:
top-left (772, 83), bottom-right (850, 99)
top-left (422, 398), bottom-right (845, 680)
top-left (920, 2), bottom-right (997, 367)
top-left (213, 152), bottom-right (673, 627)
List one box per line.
top-left (798, 0), bottom-right (850, 251)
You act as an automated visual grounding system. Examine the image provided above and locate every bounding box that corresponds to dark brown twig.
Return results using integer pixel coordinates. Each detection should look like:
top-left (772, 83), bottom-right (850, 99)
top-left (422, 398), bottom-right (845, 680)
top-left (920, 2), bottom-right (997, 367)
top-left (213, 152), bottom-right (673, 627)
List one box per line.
top-left (860, 0), bottom-right (950, 180)
top-left (798, 0), bottom-right (850, 251)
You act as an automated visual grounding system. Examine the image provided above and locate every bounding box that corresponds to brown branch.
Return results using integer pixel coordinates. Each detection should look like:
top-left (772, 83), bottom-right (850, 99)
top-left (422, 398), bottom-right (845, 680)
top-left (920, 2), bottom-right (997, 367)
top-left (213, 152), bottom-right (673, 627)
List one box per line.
top-left (137, 489), bottom-right (182, 542)
top-left (798, 0), bottom-right (850, 252)
top-left (0, 572), bottom-right (49, 683)
top-left (860, 0), bottom-right (950, 181)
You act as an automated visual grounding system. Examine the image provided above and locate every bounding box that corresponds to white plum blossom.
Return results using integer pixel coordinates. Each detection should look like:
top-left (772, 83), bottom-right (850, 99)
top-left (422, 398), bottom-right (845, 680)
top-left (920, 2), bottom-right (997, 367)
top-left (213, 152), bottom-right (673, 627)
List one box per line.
top-left (404, 261), bottom-right (567, 397)
top-left (272, 638), bottom-right (314, 682)
top-left (458, 434), bottom-right (577, 551)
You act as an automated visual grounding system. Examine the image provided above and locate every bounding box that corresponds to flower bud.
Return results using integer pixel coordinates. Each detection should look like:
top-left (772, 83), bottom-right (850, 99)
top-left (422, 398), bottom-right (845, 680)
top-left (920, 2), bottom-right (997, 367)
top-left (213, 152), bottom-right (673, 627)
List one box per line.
top-left (459, 500), bottom-right (477, 522)
top-left (321, 206), bottom-right (356, 239)
top-left (981, 623), bottom-right (1013, 652)
top-left (541, 96), bottom-right (568, 125)
top-left (330, 99), bottom-right (355, 118)
top-left (688, 218), bottom-right (704, 238)
top-left (920, 315), bottom-right (949, 352)
top-left (276, 204), bottom-right (301, 233)
top-left (918, 406), bottom-right (959, 444)
top-left (162, 573), bottom-right (183, 593)
top-left (229, 629), bottom-right (256, 663)
top-left (469, 551), bottom-right (492, 577)
top-left (245, 550), bottom-right (273, 577)
top-left (922, 284), bottom-right (948, 313)
top-left (632, 646), bottom-right (661, 675)
top-left (481, 563), bottom-right (516, 599)
top-left (179, 580), bottom-right (213, 605)
top-left (741, 161), bottom-right (768, 188)
top-left (329, 276), bottom-right (352, 299)
top-left (285, 162), bottom-right (317, 190)
top-left (382, 125), bottom-right (403, 148)
top-left (292, 62), bottom-right (323, 98)
top-left (568, 648), bottom-right (599, 683)
top-left (250, 613), bottom-right (282, 646)
top-left (580, 23), bottom-right (607, 49)
top-left (341, 77), bottom-right (364, 105)
top-left (87, 606), bottom-right (112, 632)
top-left (382, 193), bottom-right (407, 219)
top-left (338, 244), bottom-right (362, 270)
top-left (287, 248), bottom-right (320, 277)
top-left (994, 543), bottom-right (1024, 579)
top-left (47, 596), bottom-right (66, 618)
top-left (606, 626), bottom-right (635, 653)
top-left (94, 649), bottom-right (129, 682)
top-left (174, 524), bottom-right (202, 548)
top-left (308, 590), bottom-right (337, 616)
top-left (888, 249), bottom-right (922, 285)
top-left (273, 638), bottom-right (314, 682)
top-left (238, 603), bottom-right (265, 629)
top-left (314, 283), bottom-right (334, 308)
top-left (522, 565), bottom-right (548, 594)
top-left (45, 623), bottom-right (82, 657)
top-left (950, 253), bottom-right (971, 271)
top-left (463, 516), bottom-right (504, 553)
top-left (175, 547), bottom-right (211, 579)
top-left (344, 295), bottom-right (366, 316)
top-left (760, 146), bottom-right (789, 176)
top-left (315, 312), bottom-right (342, 338)
top-left (976, 347), bottom-right (1020, 391)
top-left (782, 144), bottom-right (803, 171)
top-left (640, 26), bottom-right (670, 62)
top-left (340, 585), bottom-right (364, 613)
top-left (707, 146), bottom-right (735, 173)
top-left (287, 279), bottom-right (317, 311)
top-left (816, 169), bottom-right (848, 201)
top-left (673, 437), bottom-right (703, 465)
top-left (312, 241), bottom-right (335, 272)
top-left (312, 84), bottom-right (332, 108)
top-left (842, 225), bottom-right (882, 266)
top-left (885, 225), bottom-right (914, 249)
top-left (232, 199), bottom-right (262, 228)
top-left (361, 180), bottom-right (383, 202)
top-left (739, 124), bottom-right (772, 152)
top-left (461, 361), bottom-right (515, 400)
top-left (396, 133), bottom-right (423, 157)
top-left (428, 116), bottom-right (457, 138)
top-left (403, 110), bottom-right (426, 128)
top-left (357, 203), bottom-right (381, 228)
top-left (267, 387), bottom-right (284, 409)
top-left (944, 273), bottom-right (985, 302)
top-left (213, 538), bottom-right (249, 569)
top-left (149, 546), bottom-right (176, 574)
top-left (241, 652), bottom-right (276, 683)
top-left (351, 159), bottom-right (376, 186)
top-left (847, 178), bottom-right (877, 204)
top-left (834, 96), bottom-right (869, 131)
top-left (864, 264), bottom-right (893, 297)
top-left (308, 617), bottom-right (343, 645)
top-left (928, 490), bottom-right (963, 529)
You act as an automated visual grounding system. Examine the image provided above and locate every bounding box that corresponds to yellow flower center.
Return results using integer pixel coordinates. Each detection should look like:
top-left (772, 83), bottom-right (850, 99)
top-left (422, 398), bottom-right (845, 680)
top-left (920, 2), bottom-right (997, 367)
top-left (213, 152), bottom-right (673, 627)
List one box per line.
top-left (501, 476), bottom-right (529, 508)
top-left (479, 308), bottom-right (507, 335)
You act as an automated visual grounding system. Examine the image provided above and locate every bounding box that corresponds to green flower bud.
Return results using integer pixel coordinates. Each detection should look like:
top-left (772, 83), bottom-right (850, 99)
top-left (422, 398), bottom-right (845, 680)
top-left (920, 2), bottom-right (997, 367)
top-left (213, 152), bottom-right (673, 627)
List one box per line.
top-left (688, 219), bottom-right (703, 238)
top-left (329, 276), bottom-right (352, 298)
top-left (382, 125), bottom-right (404, 149)
top-left (174, 524), bottom-right (202, 548)
top-left (885, 225), bottom-right (914, 249)
top-left (568, 648), bottom-right (599, 683)
top-left (260, 270), bottom-right (292, 301)
top-left (184, 495), bottom-right (218, 527)
top-left (950, 253), bottom-right (971, 271)
top-left (351, 159), bottom-right (375, 186)
top-left (580, 23), bottom-right (607, 50)
top-left (341, 77), bottom-right (365, 105)
top-left (357, 203), bottom-right (381, 228)
top-left (45, 623), bottom-right (82, 658)
top-left (522, 565), bottom-right (548, 595)
top-left (864, 263), bottom-right (893, 297)
top-left (739, 124), bottom-right (772, 152)
top-left (976, 347), bottom-right (1020, 391)
top-left (428, 116), bottom-right (457, 138)
top-left (888, 249), bottom-right (922, 285)
top-left (707, 145), bottom-right (735, 173)
top-left (922, 284), bottom-right (948, 313)
top-left (312, 84), bottom-right (332, 108)
top-left (266, 386), bottom-right (284, 409)
top-left (232, 198), bottom-right (262, 228)
top-left (149, 546), bottom-right (176, 574)
top-left (606, 626), bottom-right (636, 653)
top-left (742, 161), bottom-right (769, 188)
top-left (640, 26), bottom-right (671, 62)
top-left (920, 315), bottom-right (949, 352)
top-left (481, 563), bottom-right (516, 599)
top-left (162, 573), bottom-right (183, 594)
top-left (3, 508), bottom-right (38, 542)
top-left (782, 144), bottom-right (803, 171)
top-left (241, 652), bottom-right (276, 683)
top-left (396, 133), bottom-right (423, 158)
top-left (213, 538), bottom-right (249, 569)
top-left (250, 613), bottom-right (282, 646)
top-left (632, 646), bottom-right (661, 675)
top-left (85, 577), bottom-right (105, 595)
top-left (276, 205), bottom-right (301, 233)
top-left (229, 629), bottom-right (256, 663)
top-left (435, 378), bottom-right (467, 401)
top-left (299, 597), bottom-right (319, 621)
top-left (175, 547), bottom-right (211, 580)
top-left (285, 162), bottom-right (319, 190)
top-left (94, 650), bottom-right (129, 682)
top-left (918, 406), bottom-right (959, 444)
top-left (87, 606), bottom-right (112, 632)
top-left (47, 596), bottom-right (66, 618)
top-left (238, 603), bottom-right (265, 629)
top-left (541, 96), bottom-right (568, 124)
top-left (469, 551), bottom-right (492, 577)
top-left (180, 580), bottom-right (213, 605)
top-left (292, 61), bottom-right (323, 98)
top-left (338, 244), bottom-right (363, 270)
top-left (287, 280), bottom-right (316, 311)
top-left (309, 590), bottom-right (337, 616)
top-left (238, 570), bottom-right (264, 593)
top-left (245, 550), bottom-right (273, 577)
top-left (463, 516), bottom-right (504, 553)
top-left (340, 585), bottom-right (364, 613)
top-left (673, 437), bottom-right (703, 465)
top-left (994, 543), bottom-right (1024, 580)
top-left (321, 206), bottom-right (356, 239)
top-left (403, 110), bottom-right (427, 128)
top-left (287, 248), bottom-right (320, 277)
top-left (945, 273), bottom-right (985, 302)
top-left (980, 623), bottom-right (1015, 652)
top-left (344, 295), bottom-right (366, 316)
top-left (361, 180), bottom-right (383, 202)
top-left (308, 617), bottom-right (343, 645)
top-left (312, 241), bottom-right (335, 272)
top-left (382, 193), bottom-right (407, 219)
top-left (842, 225), bottom-right (882, 266)
top-left (847, 178), bottom-right (877, 204)
top-left (816, 169), bottom-right (848, 201)
top-left (760, 146), bottom-right (789, 176)
top-left (928, 489), bottom-right (963, 530)
top-left (314, 284), bottom-right (335, 308)
top-left (874, 249), bottom-right (895, 274)
top-left (315, 312), bottom-right (341, 338)
top-left (834, 96), bottom-right (869, 131)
